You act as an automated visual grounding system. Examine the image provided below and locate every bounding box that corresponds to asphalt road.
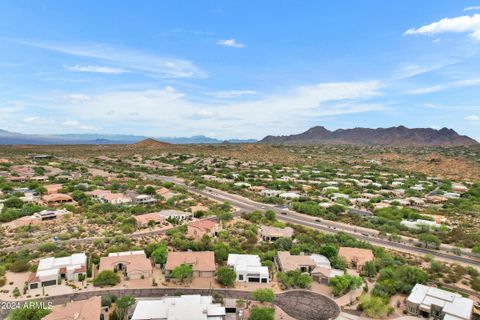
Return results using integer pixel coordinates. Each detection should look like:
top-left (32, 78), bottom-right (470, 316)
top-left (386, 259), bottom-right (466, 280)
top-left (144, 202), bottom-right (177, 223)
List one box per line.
top-left (147, 174), bottom-right (480, 268)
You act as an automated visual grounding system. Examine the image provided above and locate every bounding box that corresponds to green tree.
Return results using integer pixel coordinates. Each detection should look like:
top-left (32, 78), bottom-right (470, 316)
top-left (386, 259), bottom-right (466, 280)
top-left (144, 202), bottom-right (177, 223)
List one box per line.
top-left (275, 237), bottom-right (292, 251)
top-left (419, 233), bottom-right (441, 249)
top-left (7, 304), bottom-right (51, 320)
top-left (4, 197), bottom-right (23, 209)
top-left (94, 270), bottom-right (120, 287)
top-left (357, 295), bottom-right (393, 318)
top-left (151, 245), bottom-right (168, 265)
top-left (472, 245), bottom-right (480, 255)
top-left (252, 288), bottom-right (275, 303)
top-left (170, 264), bottom-right (193, 283)
top-left (361, 260), bottom-right (378, 278)
top-left (319, 244), bottom-right (338, 259)
top-left (248, 307), bottom-right (274, 320)
top-left (216, 266), bottom-right (237, 287)
top-left (264, 210), bottom-right (276, 222)
top-left (217, 211), bottom-right (233, 223)
top-left (329, 274), bottom-right (363, 296)
top-left (115, 295), bottom-right (135, 320)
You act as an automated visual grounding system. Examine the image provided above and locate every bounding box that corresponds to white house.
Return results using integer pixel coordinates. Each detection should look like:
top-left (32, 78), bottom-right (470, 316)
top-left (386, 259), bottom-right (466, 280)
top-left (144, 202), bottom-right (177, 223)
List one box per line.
top-left (131, 295), bottom-right (226, 320)
top-left (158, 209), bottom-right (193, 221)
top-left (406, 284), bottom-right (473, 320)
top-left (28, 253), bottom-right (87, 289)
top-left (227, 254), bottom-right (269, 283)
top-left (401, 219), bottom-right (442, 230)
top-left (279, 192), bottom-right (301, 200)
top-left (260, 189), bottom-right (282, 197)
top-left (133, 194), bottom-right (157, 205)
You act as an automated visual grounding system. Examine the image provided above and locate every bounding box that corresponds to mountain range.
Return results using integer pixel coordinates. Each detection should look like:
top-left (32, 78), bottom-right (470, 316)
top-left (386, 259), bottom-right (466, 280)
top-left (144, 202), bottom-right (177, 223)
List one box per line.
top-left (260, 126), bottom-right (478, 146)
top-left (0, 129), bottom-right (256, 145)
top-left (0, 126), bottom-right (477, 146)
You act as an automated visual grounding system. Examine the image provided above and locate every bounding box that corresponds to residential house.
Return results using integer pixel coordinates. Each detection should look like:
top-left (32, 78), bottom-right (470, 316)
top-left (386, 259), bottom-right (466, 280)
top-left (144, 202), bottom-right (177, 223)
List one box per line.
top-left (28, 253), bottom-right (87, 289)
top-left (159, 209), bottom-right (193, 222)
top-left (227, 254), bottom-right (269, 283)
top-left (338, 247), bottom-right (374, 270)
top-left (406, 284), bottom-right (473, 320)
top-left (401, 219), bottom-right (442, 230)
top-left (44, 184), bottom-right (63, 195)
top-left (249, 185), bottom-right (266, 193)
top-left (260, 189), bottom-right (282, 197)
top-left (279, 192), bottom-right (301, 200)
top-left (275, 251), bottom-right (343, 283)
top-left (99, 251), bottom-right (152, 280)
top-left (42, 193), bottom-right (74, 205)
top-left (101, 193), bottom-right (132, 205)
top-left (260, 226), bottom-right (293, 242)
top-left (187, 220), bottom-right (222, 240)
top-left (452, 184), bottom-right (468, 193)
top-left (131, 295), bottom-right (226, 320)
top-left (165, 251), bottom-right (216, 277)
top-left (133, 212), bottom-right (166, 226)
top-left (34, 209), bottom-right (71, 221)
top-left (132, 194), bottom-right (157, 205)
top-left (42, 296), bottom-right (102, 320)
top-left (156, 187), bottom-right (176, 200)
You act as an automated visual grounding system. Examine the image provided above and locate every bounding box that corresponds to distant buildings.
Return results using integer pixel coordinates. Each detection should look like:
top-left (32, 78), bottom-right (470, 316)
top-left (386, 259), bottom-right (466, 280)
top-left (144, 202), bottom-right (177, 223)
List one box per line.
top-left (406, 284), bottom-right (473, 320)
top-left (28, 253), bottom-right (87, 290)
top-left (227, 254), bottom-right (269, 283)
top-left (131, 295), bottom-right (226, 320)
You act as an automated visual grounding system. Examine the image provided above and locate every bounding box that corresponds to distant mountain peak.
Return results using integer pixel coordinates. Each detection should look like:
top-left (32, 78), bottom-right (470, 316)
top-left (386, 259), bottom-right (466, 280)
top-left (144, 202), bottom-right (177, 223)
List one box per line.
top-left (260, 126), bottom-right (478, 147)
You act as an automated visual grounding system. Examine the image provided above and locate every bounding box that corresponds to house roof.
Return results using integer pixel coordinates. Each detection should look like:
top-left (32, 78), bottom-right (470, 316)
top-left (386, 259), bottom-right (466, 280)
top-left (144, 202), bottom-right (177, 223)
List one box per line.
top-left (260, 226), bottom-right (293, 238)
top-left (133, 212), bottom-right (164, 225)
top-left (276, 251), bottom-right (316, 272)
top-left (42, 193), bottom-right (72, 202)
top-left (131, 295), bottom-right (225, 320)
top-left (407, 284), bottom-right (473, 320)
top-left (99, 251), bottom-right (152, 273)
top-left (165, 251), bottom-right (216, 272)
top-left (188, 220), bottom-right (218, 231)
top-left (42, 296), bottom-right (101, 320)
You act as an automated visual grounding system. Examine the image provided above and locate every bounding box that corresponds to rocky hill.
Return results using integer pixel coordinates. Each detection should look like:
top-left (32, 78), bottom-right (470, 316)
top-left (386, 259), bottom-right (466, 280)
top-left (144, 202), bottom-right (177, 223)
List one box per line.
top-left (131, 138), bottom-right (171, 148)
top-left (260, 126), bottom-right (478, 146)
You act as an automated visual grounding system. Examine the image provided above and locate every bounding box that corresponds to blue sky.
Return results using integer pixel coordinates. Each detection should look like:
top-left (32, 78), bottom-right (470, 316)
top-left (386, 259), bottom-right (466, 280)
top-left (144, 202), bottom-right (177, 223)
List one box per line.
top-left (1, 1), bottom-right (480, 140)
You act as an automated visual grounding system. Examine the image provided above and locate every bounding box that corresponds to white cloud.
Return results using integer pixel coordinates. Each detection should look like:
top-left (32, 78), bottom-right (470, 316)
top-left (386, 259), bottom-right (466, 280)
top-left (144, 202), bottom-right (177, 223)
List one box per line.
top-left (465, 114), bottom-right (480, 121)
top-left (67, 94), bottom-right (92, 103)
top-left (65, 65), bottom-right (129, 74)
top-left (464, 6), bottom-right (480, 11)
top-left (20, 41), bottom-right (207, 78)
top-left (217, 39), bottom-right (245, 48)
top-left (395, 64), bottom-right (442, 79)
top-left (408, 77), bottom-right (480, 94)
top-left (62, 119), bottom-right (97, 131)
top-left (43, 81), bottom-right (383, 138)
top-left (404, 14), bottom-right (480, 41)
top-left (209, 90), bottom-right (257, 98)
top-left (23, 116), bottom-right (51, 125)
